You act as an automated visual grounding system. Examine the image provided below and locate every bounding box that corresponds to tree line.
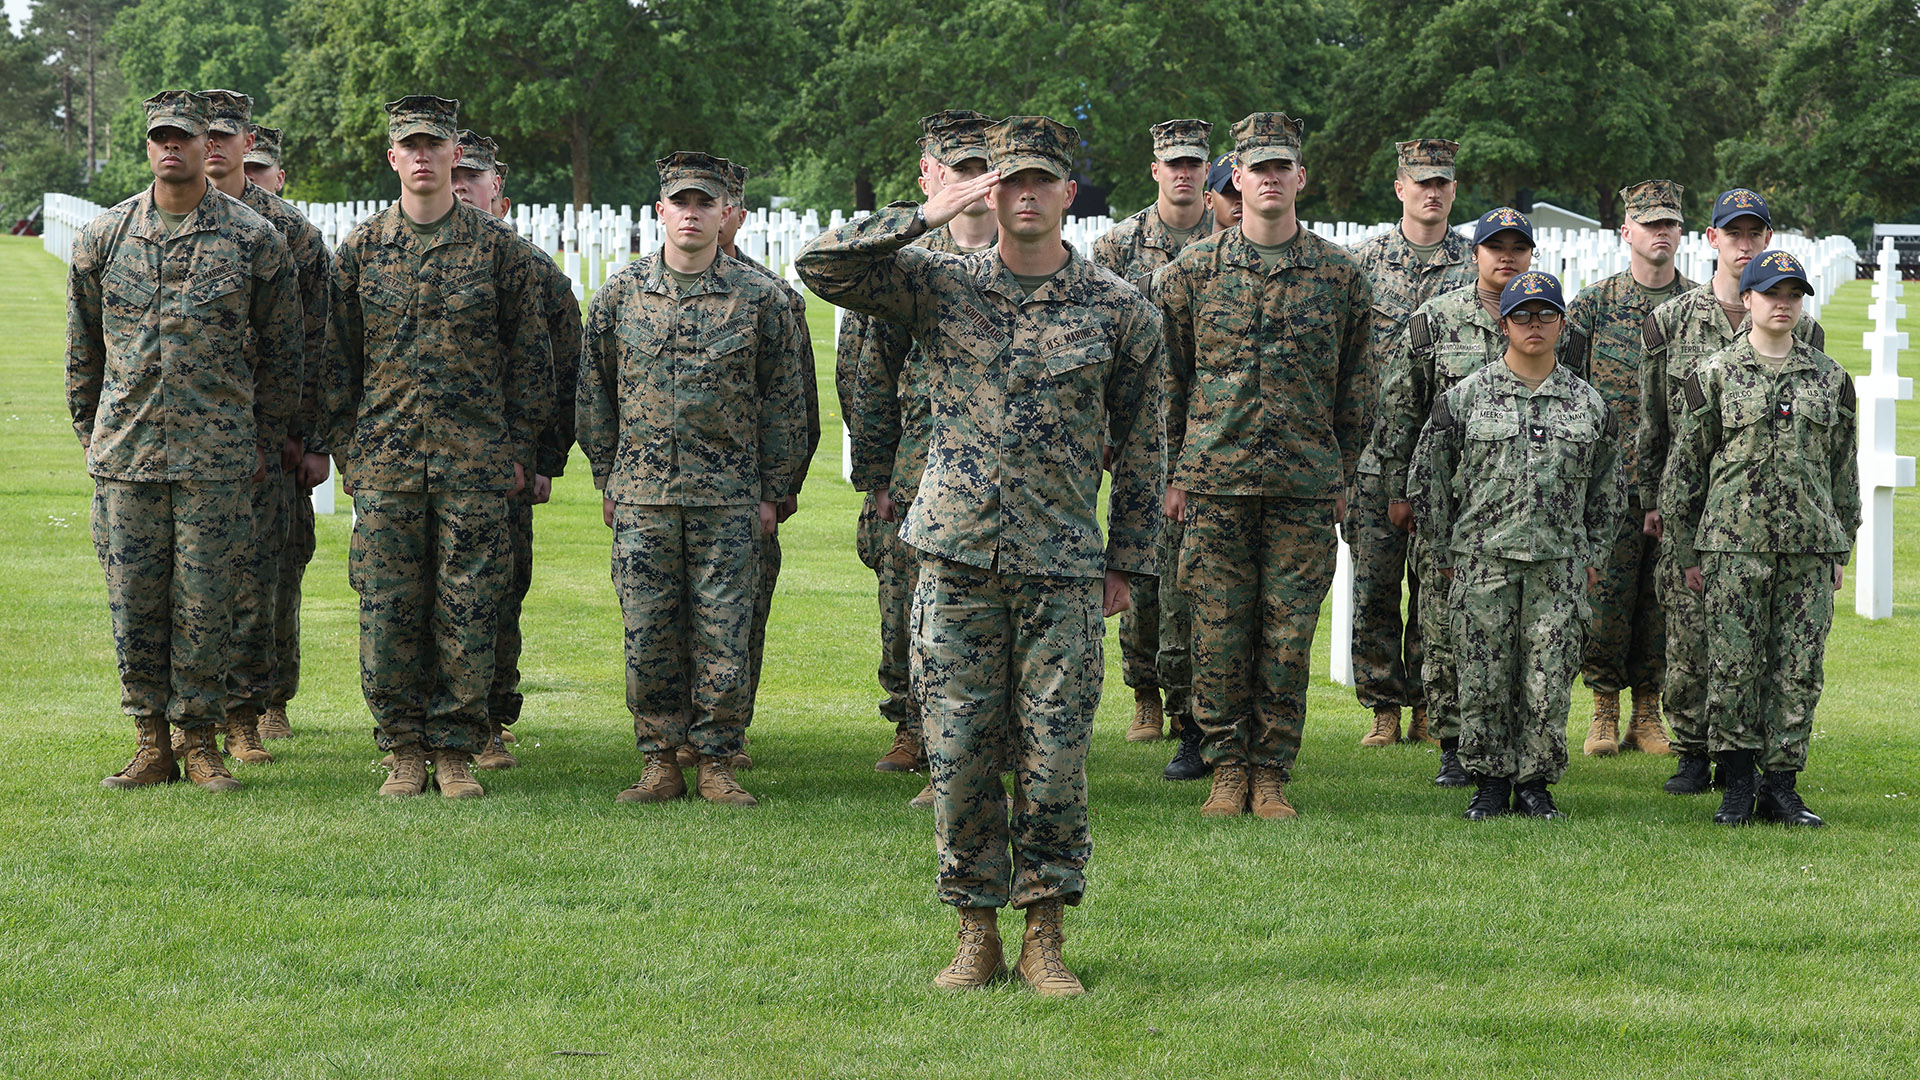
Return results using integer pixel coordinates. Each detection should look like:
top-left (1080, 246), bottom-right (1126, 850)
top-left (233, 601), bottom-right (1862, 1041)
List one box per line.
top-left (3, 0), bottom-right (1915, 240)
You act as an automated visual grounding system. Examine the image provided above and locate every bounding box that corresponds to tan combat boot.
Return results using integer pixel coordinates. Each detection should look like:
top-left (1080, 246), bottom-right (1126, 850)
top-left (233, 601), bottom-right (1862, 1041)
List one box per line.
top-left (1200, 762), bottom-right (1250, 817)
top-left (258, 703), bottom-right (292, 739)
top-left (1360, 706), bottom-right (1401, 747)
top-left (475, 722), bottom-right (518, 770)
top-left (101, 717), bottom-right (179, 789)
top-left (875, 722), bottom-right (926, 771)
top-left (1014, 899), bottom-right (1084, 997)
top-left (932, 906), bottom-right (1004, 990)
top-left (1126, 688), bottom-right (1164, 742)
top-left (1407, 705), bottom-right (1437, 745)
top-left (908, 780), bottom-right (935, 810)
top-left (674, 744), bottom-right (699, 768)
top-left (378, 744), bottom-right (428, 797)
top-left (179, 725), bottom-right (241, 791)
top-left (500, 727), bottom-right (516, 743)
top-left (615, 750), bottom-right (686, 803)
top-left (224, 709), bottom-right (274, 764)
top-left (696, 754), bottom-right (757, 807)
top-left (1250, 766), bottom-right (1297, 820)
top-left (432, 749), bottom-right (485, 799)
top-left (1624, 689), bottom-right (1672, 754)
top-left (1583, 691), bottom-right (1621, 756)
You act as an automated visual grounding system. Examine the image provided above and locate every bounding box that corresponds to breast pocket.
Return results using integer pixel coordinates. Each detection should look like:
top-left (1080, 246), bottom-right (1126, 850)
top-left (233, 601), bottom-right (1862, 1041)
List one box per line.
top-left (1792, 384), bottom-right (1837, 458)
top-left (1718, 387), bottom-right (1770, 461)
top-left (442, 274), bottom-right (497, 336)
top-left (1465, 408), bottom-right (1521, 477)
top-left (1041, 340), bottom-right (1112, 442)
top-left (1549, 412), bottom-right (1600, 478)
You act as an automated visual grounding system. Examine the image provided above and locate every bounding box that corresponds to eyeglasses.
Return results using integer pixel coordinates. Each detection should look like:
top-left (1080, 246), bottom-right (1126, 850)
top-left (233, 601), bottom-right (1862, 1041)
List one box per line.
top-left (1504, 309), bottom-right (1563, 326)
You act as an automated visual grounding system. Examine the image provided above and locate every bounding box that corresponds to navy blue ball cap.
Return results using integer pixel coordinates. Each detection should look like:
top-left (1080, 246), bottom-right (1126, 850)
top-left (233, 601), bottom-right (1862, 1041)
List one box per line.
top-left (1738, 249), bottom-right (1812, 295)
top-left (1712, 188), bottom-right (1772, 228)
top-left (1206, 152), bottom-right (1237, 194)
top-left (1498, 270), bottom-right (1566, 317)
top-left (1473, 206), bottom-right (1534, 246)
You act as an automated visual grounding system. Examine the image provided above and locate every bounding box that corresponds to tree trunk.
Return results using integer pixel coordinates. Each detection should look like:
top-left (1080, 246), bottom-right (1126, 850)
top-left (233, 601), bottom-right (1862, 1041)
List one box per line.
top-left (1597, 185), bottom-right (1619, 231)
top-left (62, 70), bottom-right (72, 153)
top-left (854, 169), bottom-right (874, 212)
top-left (85, 20), bottom-right (96, 174)
top-left (569, 116), bottom-right (591, 208)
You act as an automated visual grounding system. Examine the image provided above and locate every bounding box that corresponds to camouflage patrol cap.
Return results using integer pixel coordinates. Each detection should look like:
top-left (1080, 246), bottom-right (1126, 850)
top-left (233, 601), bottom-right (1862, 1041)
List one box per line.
top-left (495, 159), bottom-right (510, 180)
top-left (199, 89), bottom-right (253, 135)
top-left (656, 151), bottom-right (730, 199)
top-left (1498, 269), bottom-right (1566, 316)
top-left (243, 125), bottom-right (283, 167)
top-left (1620, 179), bottom-right (1684, 224)
top-left (1712, 188), bottom-right (1771, 228)
top-left (385, 95), bottom-right (459, 142)
top-left (723, 161), bottom-right (750, 203)
top-left (1230, 112), bottom-right (1304, 165)
top-left (1151, 119), bottom-right (1212, 163)
top-left (986, 115), bottom-right (1078, 180)
top-left (455, 130), bottom-right (498, 172)
top-left (1472, 206), bottom-right (1534, 246)
top-left (143, 90), bottom-right (211, 137)
top-left (1396, 138), bottom-right (1459, 181)
top-left (921, 110), bottom-right (994, 164)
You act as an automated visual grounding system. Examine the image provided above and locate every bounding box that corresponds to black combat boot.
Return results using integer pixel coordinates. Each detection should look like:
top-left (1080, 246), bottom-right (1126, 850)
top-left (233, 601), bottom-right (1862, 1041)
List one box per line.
top-left (1709, 754), bottom-right (1754, 790)
top-left (1433, 736), bottom-right (1470, 787)
top-left (1512, 779), bottom-right (1566, 819)
top-left (1664, 752), bottom-right (1711, 795)
top-left (1755, 770), bottom-right (1824, 827)
top-left (1162, 715), bottom-right (1210, 781)
top-left (1712, 750), bottom-right (1757, 825)
top-left (1464, 775), bottom-right (1512, 820)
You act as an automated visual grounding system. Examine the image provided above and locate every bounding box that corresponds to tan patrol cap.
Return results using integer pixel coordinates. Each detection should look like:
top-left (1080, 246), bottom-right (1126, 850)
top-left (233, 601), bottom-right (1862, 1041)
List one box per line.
top-left (455, 130), bottom-right (498, 172)
top-left (244, 125), bottom-right (283, 168)
top-left (144, 90), bottom-right (211, 137)
top-left (1231, 112), bottom-right (1304, 166)
top-left (1151, 119), bottom-right (1212, 163)
top-left (1396, 138), bottom-right (1459, 182)
top-left (1620, 179), bottom-right (1685, 224)
top-left (656, 151), bottom-right (730, 199)
top-left (385, 95), bottom-right (459, 142)
top-left (986, 115), bottom-right (1078, 180)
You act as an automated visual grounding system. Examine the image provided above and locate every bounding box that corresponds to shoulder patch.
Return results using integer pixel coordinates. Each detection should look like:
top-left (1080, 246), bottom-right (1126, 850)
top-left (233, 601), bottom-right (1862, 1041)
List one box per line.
top-left (1682, 372), bottom-right (1706, 413)
top-left (1409, 313), bottom-right (1433, 351)
top-left (1430, 393), bottom-right (1457, 430)
top-left (1641, 312), bottom-right (1665, 349)
top-left (1840, 373), bottom-right (1856, 413)
top-left (1602, 400), bottom-right (1619, 438)
top-left (1809, 321), bottom-right (1826, 351)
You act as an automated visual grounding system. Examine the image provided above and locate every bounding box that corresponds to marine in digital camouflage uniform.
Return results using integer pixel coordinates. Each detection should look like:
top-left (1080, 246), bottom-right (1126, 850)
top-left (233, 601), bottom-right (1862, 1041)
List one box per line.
top-left (69, 90), bottom-right (303, 792)
top-left (1411, 271), bottom-right (1621, 821)
top-left (836, 110), bottom-right (1000, 788)
top-left (1161, 113), bottom-right (1372, 821)
top-left (1370, 206), bottom-right (1537, 787)
top-left (1667, 251), bottom-right (1858, 828)
top-left (1091, 117), bottom-right (1213, 747)
top-left (1344, 138), bottom-right (1474, 748)
top-left (324, 96), bottom-right (553, 799)
top-left (243, 123), bottom-right (287, 196)
top-left (198, 89), bottom-right (330, 763)
top-left (799, 116), bottom-right (1164, 996)
top-left (1554, 180), bottom-right (1694, 760)
top-left (1636, 188), bottom-right (1825, 795)
top-left (578, 151), bottom-right (810, 809)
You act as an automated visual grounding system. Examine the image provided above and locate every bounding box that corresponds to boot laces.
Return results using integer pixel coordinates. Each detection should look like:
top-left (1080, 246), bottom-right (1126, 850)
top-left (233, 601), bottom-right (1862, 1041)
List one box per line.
top-left (704, 762), bottom-right (745, 795)
top-left (1368, 712), bottom-right (1397, 738)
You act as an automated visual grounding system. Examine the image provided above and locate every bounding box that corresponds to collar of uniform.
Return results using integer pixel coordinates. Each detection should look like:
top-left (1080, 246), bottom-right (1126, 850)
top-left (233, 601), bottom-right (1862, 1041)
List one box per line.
top-left (377, 200), bottom-right (480, 254)
top-left (1220, 225), bottom-right (1319, 275)
top-left (1730, 337), bottom-right (1817, 373)
top-left (128, 181), bottom-right (224, 243)
top-left (1385, 226), bottom-right (1466, 269)
top-left (1140, 203), bottom-right (1214, 253)
top-left (639, 250), bottom-right (735, 299)
top-left (1488, 360), bottom-right (1577, 398)
top-left (976, 241), bottom-right (1094, 304)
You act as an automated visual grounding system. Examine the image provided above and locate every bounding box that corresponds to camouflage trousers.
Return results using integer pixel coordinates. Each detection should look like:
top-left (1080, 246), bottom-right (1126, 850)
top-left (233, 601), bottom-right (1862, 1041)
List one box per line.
top-left (745, 522), bottom-right (782, 716)
top-left (269, 475), bottom-right (317, 707)
top-left (1451, 554), bottom-right (1589, 785)
top-left (1655, 543), bottom-right (1708, 756)
top-left (1154, 516), bottom-right (1192, 719)
top-left (225, 458), bottom-right (286, 717)
top-left (1181, 494), bottom-right (1337, 771)
top-left (856, 491), bottom-right (919, 732)
top-left (1703, 551), bottom-right (1836, 773)
top-left (1345, 472), bottom-right (1422, 711)
top-left (913, 554), bottom-right (1100, 910)
top-left (488, 494), bottom-right (535, 727)
top-left (90, 477), bottom-right (247, 729)
top-left (1412, 535), bottom-right (1460, 740)
top-left (1119, 571), bottom-right (1161, 692)
top-left (612, 502), bottom-right (759, 758)
top-left (1581, 500), bottom-right (1664, 694)
top-left (349, 488), bottom-right (509, 753)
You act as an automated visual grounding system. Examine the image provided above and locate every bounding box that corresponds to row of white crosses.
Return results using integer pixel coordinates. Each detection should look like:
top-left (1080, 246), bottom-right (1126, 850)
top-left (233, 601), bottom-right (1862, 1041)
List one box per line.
top-left (1855, 237), bottom-right (1915, 619)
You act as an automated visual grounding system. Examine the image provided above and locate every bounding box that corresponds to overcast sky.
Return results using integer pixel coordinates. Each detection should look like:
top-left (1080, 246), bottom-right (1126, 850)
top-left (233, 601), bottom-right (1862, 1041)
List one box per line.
top-left (5, 0), bottom-right (33, 33)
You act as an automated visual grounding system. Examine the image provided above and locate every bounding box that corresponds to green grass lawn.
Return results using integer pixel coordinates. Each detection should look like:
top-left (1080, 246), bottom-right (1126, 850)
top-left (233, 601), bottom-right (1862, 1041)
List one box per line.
top-left (4, 232), bottom-right (1918, 1079)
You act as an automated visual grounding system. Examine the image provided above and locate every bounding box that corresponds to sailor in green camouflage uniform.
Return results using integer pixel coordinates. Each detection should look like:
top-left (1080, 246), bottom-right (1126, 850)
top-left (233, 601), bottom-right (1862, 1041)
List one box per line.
top-left (1161, 113), bottom-right (1372, 821)
top-left (1092, 119), bottom-right (1213, 745)
top-left (1345, 138), bottom-right (1473, 749)
top-left (198, 90), bottom-right (330, 764)
top-left (1412, 271), bottom-right (1621, 820)
top-left (69, 90), bottom-right (303, 792)
top-left (579, 152), bottom-right (810, 809)
top-left (325, 96), bottom-right (553, 800)
top-left (1556, 180), bottom-right (1693, 760)
top-left (1668, 251), bottom-right (1858, 828)
top-left (1372, 206), bottom-right (1538, 787)
top-left (837, 110), bottom-right (1000, 791)
top-left (799, 116), bottom-right (1164, 996)
top-left (1637, 188), bottom-right (1826, 795)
